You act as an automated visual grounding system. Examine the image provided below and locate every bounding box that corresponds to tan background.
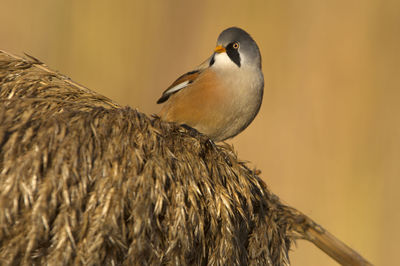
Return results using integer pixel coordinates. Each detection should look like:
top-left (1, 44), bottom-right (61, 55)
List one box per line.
top-left (1, 0), bottom-right (399, 265)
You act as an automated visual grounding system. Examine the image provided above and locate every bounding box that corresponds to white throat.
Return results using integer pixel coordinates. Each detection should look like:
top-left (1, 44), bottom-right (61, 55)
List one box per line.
top-left (212, 52), bottom-right (239, 70)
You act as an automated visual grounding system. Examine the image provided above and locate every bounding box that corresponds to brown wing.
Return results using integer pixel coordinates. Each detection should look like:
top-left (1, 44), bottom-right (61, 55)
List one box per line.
top-left (156, 70), bottom-right (201, 104)
top-left (156, 55), bottom-right (214, 104)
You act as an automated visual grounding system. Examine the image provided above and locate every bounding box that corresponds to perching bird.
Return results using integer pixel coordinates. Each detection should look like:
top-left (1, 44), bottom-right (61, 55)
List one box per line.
top-left (157, 27), bottom-right (264, 141)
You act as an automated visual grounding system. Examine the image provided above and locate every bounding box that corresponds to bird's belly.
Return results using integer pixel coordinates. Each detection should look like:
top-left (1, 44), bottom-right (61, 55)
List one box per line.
top-left (204, 89), bottom-right (262, 141)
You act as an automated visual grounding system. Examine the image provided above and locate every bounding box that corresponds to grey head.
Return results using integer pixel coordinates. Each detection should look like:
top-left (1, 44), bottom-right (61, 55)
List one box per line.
top-left (214, 27), bottom-right (262, 69)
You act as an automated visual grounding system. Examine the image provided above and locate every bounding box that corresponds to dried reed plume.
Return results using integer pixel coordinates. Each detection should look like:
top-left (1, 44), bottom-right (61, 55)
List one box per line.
top-left (0, 51), bottom-right (372, 265)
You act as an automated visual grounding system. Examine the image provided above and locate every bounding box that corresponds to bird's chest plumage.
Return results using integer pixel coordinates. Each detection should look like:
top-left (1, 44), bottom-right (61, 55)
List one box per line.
top-left (208, 67), bottom-right (263, 140)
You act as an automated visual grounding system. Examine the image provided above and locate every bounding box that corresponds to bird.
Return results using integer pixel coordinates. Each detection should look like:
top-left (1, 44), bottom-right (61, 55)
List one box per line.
top-left (157, 27), bottom-right (264, 142)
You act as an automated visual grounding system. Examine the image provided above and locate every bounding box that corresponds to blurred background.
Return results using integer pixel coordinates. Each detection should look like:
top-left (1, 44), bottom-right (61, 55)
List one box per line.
top-left (1, 0), bottom-right (399, 265)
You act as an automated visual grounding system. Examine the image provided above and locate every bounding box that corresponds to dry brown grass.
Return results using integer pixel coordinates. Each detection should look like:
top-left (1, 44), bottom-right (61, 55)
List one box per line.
top-left (0, 51), bottom-right (372, 265)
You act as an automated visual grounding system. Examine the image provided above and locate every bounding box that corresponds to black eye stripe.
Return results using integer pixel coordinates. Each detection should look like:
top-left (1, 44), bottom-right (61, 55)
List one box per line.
top-left (226, 42), bottom-right (241, 67)
top-left (209, 54), bottom-right (215, 66)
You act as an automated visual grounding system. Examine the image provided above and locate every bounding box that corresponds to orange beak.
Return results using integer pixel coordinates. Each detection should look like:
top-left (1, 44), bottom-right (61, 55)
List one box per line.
top-left (214, 45), bottom-right (226, 53)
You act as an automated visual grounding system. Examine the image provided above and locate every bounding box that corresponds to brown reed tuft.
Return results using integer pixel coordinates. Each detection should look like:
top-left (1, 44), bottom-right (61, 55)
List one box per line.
top-left (0, 51), bottom-right (372, 265)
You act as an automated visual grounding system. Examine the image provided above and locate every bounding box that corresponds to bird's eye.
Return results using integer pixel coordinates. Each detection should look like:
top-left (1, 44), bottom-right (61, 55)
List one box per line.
top-left (232, 42), bottom-right (239, 49)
